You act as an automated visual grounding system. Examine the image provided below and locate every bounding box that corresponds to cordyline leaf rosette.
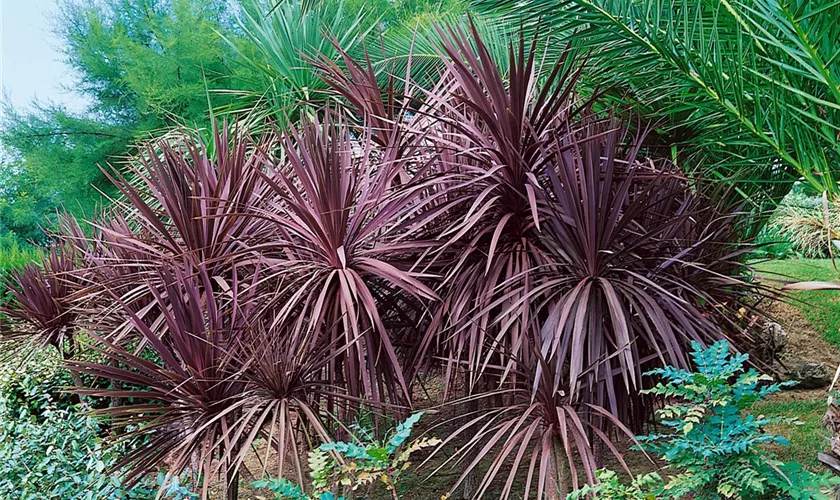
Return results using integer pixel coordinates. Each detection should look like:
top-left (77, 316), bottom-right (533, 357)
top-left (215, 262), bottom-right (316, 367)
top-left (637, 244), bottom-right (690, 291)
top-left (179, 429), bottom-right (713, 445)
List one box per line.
top-left (413, 21), bottom-right (586, 392)
top-left (55, 212), bottom-right (152, 332)
top-left (309, 43), bottom-right (461, 380)
top-left (528, 118), bottom-right (765, 424)
top-left (252, 110), bottom-right (440, 411)
top-left (426, 366), bottom-right (648, 499)
top-left (2, 245), bottom-right (81, 355)
top-left (69, 267), bottom-right (245, 497)
top-left (102, 123), bottom-right (274, 276)
top-left (310, 40), bottom-right (429, 183)
top-left (427, 119), bottom-right (765, 499)
top-left (68, 266), bottom-right (339, 500)
top-left (72, 124), bottom-right (275, 340)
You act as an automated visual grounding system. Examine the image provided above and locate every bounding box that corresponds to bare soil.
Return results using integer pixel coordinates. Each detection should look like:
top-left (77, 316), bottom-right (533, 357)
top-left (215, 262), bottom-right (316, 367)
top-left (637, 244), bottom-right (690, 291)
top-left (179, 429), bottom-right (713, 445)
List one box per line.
top-left (765, 299), bottom-right (840, 368)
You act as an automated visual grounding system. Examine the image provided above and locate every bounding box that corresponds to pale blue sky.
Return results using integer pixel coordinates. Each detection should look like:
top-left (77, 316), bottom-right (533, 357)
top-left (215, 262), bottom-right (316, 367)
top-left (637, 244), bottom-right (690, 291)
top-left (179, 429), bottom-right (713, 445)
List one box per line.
top-left (1, 0), bottom-right (89, 113)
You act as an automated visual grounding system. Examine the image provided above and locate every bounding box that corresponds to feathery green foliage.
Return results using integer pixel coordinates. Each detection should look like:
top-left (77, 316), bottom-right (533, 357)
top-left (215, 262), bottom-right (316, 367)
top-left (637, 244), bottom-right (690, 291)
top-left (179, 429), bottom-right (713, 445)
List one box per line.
top-left (0, 350), bottom-right (198, 499)
top-left (0, 235), bottom-right (43, 272)
top-left (638, 341), bottom-right (835, 499)
top-left (473, 0), bottom-right (840, 205)
top-left (0, 0), bottom-right (249, 242)
top-left (766, 192), bottom-right (840, 258)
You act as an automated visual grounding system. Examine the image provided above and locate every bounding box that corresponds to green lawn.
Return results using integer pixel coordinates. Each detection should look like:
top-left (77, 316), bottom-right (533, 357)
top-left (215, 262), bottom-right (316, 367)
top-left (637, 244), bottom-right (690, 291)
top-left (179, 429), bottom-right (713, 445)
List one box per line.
top-left (755, 398), bottom-right (828, 470)
top-left (752, 259), bottom-right (839, 473)
top-left (755, 259), bottom-right (840, 345)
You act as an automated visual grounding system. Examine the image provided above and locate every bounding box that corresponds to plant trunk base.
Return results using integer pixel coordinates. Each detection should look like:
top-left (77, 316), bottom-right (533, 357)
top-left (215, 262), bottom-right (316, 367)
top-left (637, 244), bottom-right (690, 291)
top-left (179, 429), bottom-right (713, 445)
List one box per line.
top-left (226, 469), bottom-right (239, 500)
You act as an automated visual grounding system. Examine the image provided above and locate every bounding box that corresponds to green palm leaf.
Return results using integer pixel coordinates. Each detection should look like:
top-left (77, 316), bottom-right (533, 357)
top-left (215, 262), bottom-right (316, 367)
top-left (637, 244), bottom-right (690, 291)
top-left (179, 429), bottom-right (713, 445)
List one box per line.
top-left (474, 0), bottom-right (840, 203)
top-left (222, 0), bottom-right (376, 121)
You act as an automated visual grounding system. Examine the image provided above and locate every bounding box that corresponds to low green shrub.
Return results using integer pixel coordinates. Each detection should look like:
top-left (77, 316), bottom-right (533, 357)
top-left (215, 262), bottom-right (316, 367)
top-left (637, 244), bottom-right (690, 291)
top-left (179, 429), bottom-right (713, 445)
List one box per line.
top-left (0, 346), bottom-right (75, 416)
top-left (0, 349), bottom-right (197, 499)
top-left (0, 401), bottom-right (125, 499)
top-left (637, 341), bottom-right (836, 499)
top-left (253, 412), bottom-right (439, 500)
top-left (0, 233), bottom-right (41, 274)
top-left (568, 342), bottom-right (836, 499)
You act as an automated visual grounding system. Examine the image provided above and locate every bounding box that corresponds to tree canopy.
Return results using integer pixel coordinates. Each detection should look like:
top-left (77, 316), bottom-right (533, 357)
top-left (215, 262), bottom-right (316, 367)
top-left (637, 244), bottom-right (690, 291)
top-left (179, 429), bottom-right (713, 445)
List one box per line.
top-left (1, 0), bottom-right (477, 244)
top-left (1, 0), bottom-right (247, 242)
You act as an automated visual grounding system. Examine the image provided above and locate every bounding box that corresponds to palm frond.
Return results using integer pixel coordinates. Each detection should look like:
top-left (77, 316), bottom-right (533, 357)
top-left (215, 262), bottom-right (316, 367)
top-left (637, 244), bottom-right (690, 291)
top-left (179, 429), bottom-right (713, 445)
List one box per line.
top-left (473, 0), bottom-right (840, 203)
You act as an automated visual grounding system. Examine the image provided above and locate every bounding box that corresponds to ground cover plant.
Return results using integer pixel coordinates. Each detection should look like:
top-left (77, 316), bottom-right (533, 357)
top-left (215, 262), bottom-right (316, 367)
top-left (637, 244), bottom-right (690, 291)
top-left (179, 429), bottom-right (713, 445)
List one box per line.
top-left (757, 398), bottom-right (828, 470)
top-left (253, 412), bottom-right (438, 500)
top-left (2, 1), bottom-right (838, 499)
top-left (0, 346), bottom-right (200, 499)
top-left (566, 469), bottom-right (662, 500)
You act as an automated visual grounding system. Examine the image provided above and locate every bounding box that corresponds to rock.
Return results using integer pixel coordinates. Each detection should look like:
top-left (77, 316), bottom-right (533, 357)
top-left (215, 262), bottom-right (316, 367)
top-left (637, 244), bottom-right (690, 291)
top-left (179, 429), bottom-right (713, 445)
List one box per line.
top-left (784, 359), bottom-right (833, 389)
top-left (757, 321), bottom-right (788, 362)
top-left (762, 321), bottom-right (788, 351)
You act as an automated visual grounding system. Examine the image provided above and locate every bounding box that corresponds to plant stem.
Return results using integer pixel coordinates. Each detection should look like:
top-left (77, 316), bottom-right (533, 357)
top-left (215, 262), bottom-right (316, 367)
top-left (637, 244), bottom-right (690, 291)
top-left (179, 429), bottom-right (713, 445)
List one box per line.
top-left (550, 436), bottom-right (569, 500)
top-left (226, 466), bottom-right (240, 500)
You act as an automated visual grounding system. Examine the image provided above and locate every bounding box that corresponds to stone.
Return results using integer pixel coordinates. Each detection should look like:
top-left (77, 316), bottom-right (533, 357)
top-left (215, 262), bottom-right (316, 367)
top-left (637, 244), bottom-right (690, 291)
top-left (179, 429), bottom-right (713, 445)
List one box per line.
top-left (784, 359), bottom-right (833, 389)
top-left (757, 321), bottom-right (788, 362)
top-left (762, 321), bottom-right (788, 351)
